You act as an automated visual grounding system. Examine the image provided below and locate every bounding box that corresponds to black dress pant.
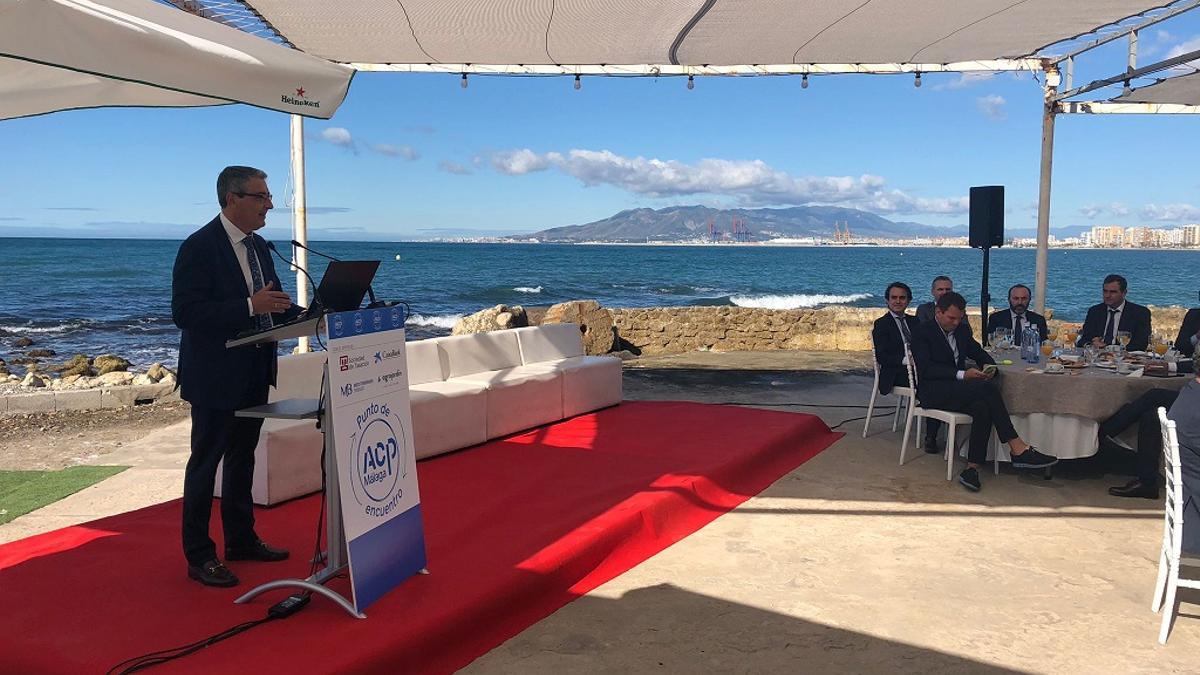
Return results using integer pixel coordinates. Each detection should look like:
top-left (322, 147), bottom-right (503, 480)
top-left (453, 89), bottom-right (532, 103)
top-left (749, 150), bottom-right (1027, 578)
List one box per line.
top-left (1098, 387), bottom-right (1179, 487)
top-left (182, 394), bottom-right (267, 566)
top-left (921, 380), bottom-right (1018, 465)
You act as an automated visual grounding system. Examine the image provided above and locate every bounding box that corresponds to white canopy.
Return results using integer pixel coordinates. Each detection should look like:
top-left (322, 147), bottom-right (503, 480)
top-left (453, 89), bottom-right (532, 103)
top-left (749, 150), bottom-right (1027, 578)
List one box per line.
top-left (241, 0), bottom-right (1169, 67)
top-left (0, 0), bottom-right (353, 121)
top-left (1115, 71), bottom-right (1200, 105)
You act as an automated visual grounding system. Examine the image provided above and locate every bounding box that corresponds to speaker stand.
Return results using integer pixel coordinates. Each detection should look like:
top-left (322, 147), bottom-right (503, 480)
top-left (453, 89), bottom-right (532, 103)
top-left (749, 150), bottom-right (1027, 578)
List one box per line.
top-left (980, 247), bottom-right (992, 346)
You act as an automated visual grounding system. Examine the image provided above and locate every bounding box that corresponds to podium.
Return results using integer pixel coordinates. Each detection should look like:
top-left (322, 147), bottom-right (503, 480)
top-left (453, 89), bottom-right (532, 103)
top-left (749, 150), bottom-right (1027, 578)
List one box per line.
top-left (225, 308), bottom-right (427, 618)
top-left (227, 313), bottom-right (361, 618)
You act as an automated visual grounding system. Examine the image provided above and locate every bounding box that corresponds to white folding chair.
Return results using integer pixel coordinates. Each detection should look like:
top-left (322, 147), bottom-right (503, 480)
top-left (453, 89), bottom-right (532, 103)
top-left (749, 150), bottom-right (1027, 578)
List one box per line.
top-left (898, 348), bottom-right (975, 480)
top-left (863, 347), bottom-right (916, 438)
top-left (1151, 407), bottom-right (1200, 644)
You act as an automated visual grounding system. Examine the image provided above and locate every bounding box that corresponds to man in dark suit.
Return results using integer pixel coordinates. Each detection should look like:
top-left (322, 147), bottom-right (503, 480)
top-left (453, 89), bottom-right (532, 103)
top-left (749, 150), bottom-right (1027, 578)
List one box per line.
top-left (1174, 303), bottom-right (1200, 358)
top-left (911, 292), bottom-right (1058, 491)
top-left (871, 282), bottom-right (940, 450)
top-left (915, 275), bottom-right (953, 324)
top-left (986, 283), bottom-right (1048, 342)
top-left (172, 165), bottom-right (303, 587)
top-left (1076, 274), bottom-right (1152, 352)
top-left (1100, 354), bottom-right (1196, 499)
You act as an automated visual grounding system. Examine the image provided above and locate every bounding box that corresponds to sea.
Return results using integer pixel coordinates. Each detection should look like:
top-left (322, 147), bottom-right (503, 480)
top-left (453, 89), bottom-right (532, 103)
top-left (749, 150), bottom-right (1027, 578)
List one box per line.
top-left (1, 237), bottom-right (1197, 368)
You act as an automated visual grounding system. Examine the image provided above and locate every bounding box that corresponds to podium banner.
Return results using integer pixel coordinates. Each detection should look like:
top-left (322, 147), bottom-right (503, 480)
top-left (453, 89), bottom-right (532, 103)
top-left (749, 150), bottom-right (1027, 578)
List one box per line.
top-left (326, 307), bottom-right (426, 612)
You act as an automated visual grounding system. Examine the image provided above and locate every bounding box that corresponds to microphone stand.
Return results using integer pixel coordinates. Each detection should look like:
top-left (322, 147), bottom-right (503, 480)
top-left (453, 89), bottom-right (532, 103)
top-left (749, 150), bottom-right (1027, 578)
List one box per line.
top-left (265, 238), bottom-right (326, 317)
top-left (290, 239), bottom-right (392, 309)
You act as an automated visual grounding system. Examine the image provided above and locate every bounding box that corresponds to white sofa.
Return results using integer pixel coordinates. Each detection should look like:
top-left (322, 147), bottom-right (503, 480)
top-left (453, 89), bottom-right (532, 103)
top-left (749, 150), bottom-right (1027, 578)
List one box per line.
top-left (223, 323), bottom-right (623, 505)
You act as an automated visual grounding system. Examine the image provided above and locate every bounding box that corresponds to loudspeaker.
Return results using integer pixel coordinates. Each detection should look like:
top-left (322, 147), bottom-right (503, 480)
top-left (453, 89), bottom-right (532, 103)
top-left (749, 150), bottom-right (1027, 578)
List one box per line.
top-left (969, 185), bottom-right (1004, 249)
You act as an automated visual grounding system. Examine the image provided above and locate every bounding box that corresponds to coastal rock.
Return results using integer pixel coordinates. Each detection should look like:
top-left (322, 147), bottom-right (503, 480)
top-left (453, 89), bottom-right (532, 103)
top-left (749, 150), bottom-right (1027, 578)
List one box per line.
top-left (133, 374), bottom-right (156, 386)
top-left (146, 363), bottom-right (174, 382)
top-left (97, 371), bottom-right (135, 387)
top-left (21, 372), bottom-right (47, 388)
top-left (452, 304), bottom-right (529, 335)
top-left (0, 358), bottom-right (7, 377)
top-left (26, 348), bottom-right (56, 358)
top-left (53, 354), bottom-right (95, 377)
top-left (542, 300), bottom-right (616, 355)
top-left (13, 336), bottom-right (33, 348)
top-left (94, 354), bottom-right (132, 375)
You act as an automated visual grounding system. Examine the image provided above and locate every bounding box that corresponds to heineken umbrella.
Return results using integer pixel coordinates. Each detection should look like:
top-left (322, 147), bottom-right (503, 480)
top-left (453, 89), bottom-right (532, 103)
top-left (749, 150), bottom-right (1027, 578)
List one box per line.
top-left (0, 0), bottom-right (353, 120)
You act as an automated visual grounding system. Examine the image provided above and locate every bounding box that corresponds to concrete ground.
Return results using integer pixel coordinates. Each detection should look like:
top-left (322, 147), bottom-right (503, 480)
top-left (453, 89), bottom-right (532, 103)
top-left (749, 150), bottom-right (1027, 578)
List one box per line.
top-left (3, 350), bottom-right (1198, 673)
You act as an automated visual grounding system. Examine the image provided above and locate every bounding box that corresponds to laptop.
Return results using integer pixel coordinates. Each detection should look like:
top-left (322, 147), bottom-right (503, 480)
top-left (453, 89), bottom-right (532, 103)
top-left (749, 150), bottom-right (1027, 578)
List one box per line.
top-left (233, 260), bottom-right (380, 341)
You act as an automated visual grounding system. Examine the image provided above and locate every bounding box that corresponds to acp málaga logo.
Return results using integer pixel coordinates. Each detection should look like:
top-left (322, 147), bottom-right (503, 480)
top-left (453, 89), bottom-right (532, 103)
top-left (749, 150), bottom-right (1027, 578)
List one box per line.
top-left (349, 401), bottom-right (409, 518)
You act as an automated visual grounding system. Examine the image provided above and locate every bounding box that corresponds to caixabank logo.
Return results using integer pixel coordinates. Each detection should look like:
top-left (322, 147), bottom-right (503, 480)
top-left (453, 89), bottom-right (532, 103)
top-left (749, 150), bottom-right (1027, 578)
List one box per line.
top-left (349, 401), bottom-right (409, 518)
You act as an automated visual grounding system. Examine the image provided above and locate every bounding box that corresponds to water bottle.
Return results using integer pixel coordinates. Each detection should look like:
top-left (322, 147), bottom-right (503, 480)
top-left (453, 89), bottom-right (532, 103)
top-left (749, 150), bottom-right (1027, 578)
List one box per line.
top-left (1024, 325), bottom-right (1041, 364)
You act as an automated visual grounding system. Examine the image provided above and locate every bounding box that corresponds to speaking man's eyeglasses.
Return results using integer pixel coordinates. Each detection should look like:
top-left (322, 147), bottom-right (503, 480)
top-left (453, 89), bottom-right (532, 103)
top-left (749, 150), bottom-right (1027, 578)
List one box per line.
top-left (235, 191), bottom-right (273, 202)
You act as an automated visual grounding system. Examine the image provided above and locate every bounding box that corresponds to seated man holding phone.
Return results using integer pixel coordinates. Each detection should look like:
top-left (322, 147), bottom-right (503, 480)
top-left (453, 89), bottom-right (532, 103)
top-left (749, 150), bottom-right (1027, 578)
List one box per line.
top-left (911, 292), bottom-right (1059, 492)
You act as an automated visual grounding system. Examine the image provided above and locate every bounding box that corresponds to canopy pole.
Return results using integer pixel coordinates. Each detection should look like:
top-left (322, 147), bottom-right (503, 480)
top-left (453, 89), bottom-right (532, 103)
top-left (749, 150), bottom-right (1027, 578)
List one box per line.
top-left (290, 114), bottom-right (311, 353)
top-left (1034, 68), bottom-right (1059, 317)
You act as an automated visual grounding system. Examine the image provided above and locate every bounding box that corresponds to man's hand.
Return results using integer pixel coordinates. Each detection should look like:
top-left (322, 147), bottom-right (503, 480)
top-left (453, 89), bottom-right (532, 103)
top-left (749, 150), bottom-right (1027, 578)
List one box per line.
top-left (251, 281), bottom-right (292, 315)
top-left (964, 368), bottom-right (991, 380)
top-left (1091, 337), bottom-right (1107, 348)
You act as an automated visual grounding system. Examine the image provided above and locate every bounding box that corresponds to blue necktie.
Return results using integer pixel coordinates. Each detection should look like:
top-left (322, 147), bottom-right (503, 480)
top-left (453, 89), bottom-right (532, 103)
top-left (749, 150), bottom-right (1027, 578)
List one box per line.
top-left (1103, 308), bottom-right (1117, 344)
top-left (244, 236), bottom-right (273, 331)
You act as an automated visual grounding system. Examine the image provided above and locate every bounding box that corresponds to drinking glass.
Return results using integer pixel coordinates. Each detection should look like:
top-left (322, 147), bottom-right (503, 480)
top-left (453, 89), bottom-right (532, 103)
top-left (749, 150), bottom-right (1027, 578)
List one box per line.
top-left (1084, 345), bottom-right (1098, 366)
top-left (1040, 340), bottom-right (1054, 358)
top-left (1116, 330), bottom-right (1132, 350)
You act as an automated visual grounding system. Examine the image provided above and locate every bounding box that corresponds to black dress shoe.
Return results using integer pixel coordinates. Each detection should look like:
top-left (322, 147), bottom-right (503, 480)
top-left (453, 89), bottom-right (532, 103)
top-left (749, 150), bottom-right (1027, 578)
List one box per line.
top-left (1108, 479), bottom-right (1160, 499)
top-left (923, 436), bottom-right (941, 454)
top-left (226, 540), bottom-right (290, 562)
top-left (188, 559), bottom-right (239, 587)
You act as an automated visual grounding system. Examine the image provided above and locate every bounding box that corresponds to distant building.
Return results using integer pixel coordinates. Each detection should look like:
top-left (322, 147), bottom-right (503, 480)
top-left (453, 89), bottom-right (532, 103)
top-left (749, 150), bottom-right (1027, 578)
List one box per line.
top-left (1183, 224), bottom-right (1200, 247)
top-left (1090, 225), bottom-right (1124, 248)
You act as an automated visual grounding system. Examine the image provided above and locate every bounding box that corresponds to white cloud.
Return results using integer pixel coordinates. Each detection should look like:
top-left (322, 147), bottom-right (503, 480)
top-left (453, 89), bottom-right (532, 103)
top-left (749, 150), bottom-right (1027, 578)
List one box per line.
top-left (1109, 202), bottom-right (1130, 217)
top-left (439, 160), bottom-right (472, 175)
top-left (488, 148), bottom-right (968, 215)
top-left (1079, 205), bottom-right (1104, 219)
top-left (1158, 29), bottom-right (1175, 44)
top-left (1165, 36), bottom-right (1200, 72)
top-left (372, 144), bottom-right (419, 160)
top-left (321, 127), bottom-right (353, 147)
top-left (976, 94), bottom-right (1007, 121)
top-left (932, 72), bottom-right (995, 91)
top-left (1140, 203), bottom-right (1200, 221)
top-left (1080, 202), bottom-right (1132, 219)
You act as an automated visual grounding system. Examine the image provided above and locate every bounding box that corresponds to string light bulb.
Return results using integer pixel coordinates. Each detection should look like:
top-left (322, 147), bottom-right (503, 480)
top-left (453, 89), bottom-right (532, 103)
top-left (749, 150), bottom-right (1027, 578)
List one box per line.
top-left (574, 74), bottom-right (581, 90)
top-left (914, 71), bottom-right (922, 88)
top-left (460, 73), bottom-right (468, 89)
top-left (687, 75), bottom-right (694, 90)
top-left (801, 73), bottom-right (809, 89)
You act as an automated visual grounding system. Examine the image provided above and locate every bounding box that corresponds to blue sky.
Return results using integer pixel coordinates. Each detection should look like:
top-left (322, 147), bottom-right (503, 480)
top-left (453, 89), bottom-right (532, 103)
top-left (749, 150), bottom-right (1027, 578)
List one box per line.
top-left (2, 13), bottom-right (1198, 241)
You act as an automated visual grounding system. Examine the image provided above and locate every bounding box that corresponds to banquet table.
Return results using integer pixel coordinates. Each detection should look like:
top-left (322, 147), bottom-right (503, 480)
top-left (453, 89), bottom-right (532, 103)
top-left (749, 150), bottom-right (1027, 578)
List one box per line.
top-left (978, 350), bottom-right (1190, 462)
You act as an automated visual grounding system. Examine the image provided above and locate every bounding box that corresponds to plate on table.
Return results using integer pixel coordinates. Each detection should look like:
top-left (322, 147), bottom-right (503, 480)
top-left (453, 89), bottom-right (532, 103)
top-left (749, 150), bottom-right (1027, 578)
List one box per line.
top-left (1092, 361), bottom-right (1117, 369)
top-left (1062, 362), bottom-right (1088, 370)
top-left (1128, 350), bottom-right (1150, 357)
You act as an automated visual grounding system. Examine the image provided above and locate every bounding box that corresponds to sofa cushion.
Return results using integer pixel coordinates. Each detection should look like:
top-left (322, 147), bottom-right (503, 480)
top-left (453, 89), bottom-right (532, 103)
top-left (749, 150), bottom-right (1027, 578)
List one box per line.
top-left (454, 364), bottom-right (561, 387)
top-left (271, 351), bottom-right (327, 401)
top-left (406, 338), bottom-right (447, 385)
top-left (440, 331), bottom-right (523, 378)
top-left (515, 324), bottom-right (585, 364)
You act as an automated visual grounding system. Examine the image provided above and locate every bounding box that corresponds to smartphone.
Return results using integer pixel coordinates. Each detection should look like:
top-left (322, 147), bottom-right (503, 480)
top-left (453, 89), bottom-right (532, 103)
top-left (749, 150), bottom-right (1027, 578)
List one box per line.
top-left (982, 364), bottom-right (998, 376)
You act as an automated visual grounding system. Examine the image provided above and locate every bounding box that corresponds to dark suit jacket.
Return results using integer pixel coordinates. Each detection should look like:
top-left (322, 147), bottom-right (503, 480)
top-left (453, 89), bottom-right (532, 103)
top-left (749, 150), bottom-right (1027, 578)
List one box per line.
top-left (1175, 308), bottom-right (1200, 358)
top-left (916, 302), bottom-right (935, 324)
top-left (987, 309), bottom-right (1048, 342)
top-left (1076, 301), bottom-right (1152, 352)
top-left (172, 217), bottom-right (300, 410)
top-left (871, 312), bottom-right (920, 395)
top-left (910, 318), bottom-right (994, 408)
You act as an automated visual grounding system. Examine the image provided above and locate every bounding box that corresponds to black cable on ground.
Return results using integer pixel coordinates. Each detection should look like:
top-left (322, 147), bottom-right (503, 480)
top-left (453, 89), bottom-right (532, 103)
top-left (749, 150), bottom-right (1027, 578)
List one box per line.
top-left (106, 616), bottom-right (274, 674)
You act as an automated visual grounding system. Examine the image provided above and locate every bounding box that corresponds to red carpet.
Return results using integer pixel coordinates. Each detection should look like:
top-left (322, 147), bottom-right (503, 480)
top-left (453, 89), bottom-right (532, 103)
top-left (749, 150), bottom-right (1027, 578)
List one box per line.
top-left (0, 401), bottom-right (839, 674)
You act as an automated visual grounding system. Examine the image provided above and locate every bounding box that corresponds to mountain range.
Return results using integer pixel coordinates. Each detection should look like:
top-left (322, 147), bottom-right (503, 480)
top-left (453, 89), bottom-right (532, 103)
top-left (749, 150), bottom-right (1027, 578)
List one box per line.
top-left (523, 205), bottom-right (1090, 243)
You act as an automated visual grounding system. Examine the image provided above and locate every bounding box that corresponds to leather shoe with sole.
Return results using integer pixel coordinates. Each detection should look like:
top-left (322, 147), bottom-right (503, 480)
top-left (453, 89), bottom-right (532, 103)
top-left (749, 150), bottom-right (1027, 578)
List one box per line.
top-left (225, 540), bottom-right (290, 562)
top-left (188, 559), bottom-right (239, 587)
top-left (1108, 479), bottom-right (1159, 499)
top-left (923, 437), bottom-right (941, 454)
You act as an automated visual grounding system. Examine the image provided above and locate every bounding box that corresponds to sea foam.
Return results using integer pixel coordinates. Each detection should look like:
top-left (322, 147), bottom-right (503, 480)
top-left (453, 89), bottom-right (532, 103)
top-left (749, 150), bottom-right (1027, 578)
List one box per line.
top-left (729, 293), bottom-right (872, 309)
top-left (406, 313), bottom-right (463, 329)
top-left (513, 286), bottom-right (543, 294)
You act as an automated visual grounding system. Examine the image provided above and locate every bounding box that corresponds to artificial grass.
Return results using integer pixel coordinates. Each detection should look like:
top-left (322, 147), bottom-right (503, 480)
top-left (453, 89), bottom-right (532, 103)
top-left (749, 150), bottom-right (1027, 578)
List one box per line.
top-left (0, 466), bottom-right (128, 525)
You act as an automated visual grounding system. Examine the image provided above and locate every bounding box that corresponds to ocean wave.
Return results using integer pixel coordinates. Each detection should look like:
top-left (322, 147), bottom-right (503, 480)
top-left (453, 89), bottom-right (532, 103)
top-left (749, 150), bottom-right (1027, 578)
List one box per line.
top-left (407, 313), bottom-right (462, 329)
top-left (729, 293), bottom-right (873, 309)
top-left (513, 286), bottom-right (543, 294)
top-left (0, 320), bottom-right (94, 334)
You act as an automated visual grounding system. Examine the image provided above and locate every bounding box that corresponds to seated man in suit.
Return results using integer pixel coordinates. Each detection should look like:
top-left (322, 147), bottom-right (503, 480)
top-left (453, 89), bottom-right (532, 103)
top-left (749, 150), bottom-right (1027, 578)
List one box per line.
top-left (1174, 300), bottom-right (1200, 359)
top-left (912, 292), bottom-right (1058, 491)
top-left (915, 275), bottom-right (953, 324)
top-left (1100, 353), bottom-right (1197, 499)
top-left (873, 282), bottom-right (941, 450)
top-left (1076, 274), bottom-right (1151, 352)
top-left (1168, 375), bottom-right (1200, 553)
top-left (987, 283), bottom-right (1048, 342)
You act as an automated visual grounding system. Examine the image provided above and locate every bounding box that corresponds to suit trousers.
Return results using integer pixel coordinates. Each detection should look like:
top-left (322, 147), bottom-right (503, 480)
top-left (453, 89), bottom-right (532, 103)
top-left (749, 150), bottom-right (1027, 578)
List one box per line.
top-left (923, 380), bottom-right (1018, 465)
top-left (182, 397), bottom-right (267, 566)
top-left (1098, 387), bottom-right (1178, 487)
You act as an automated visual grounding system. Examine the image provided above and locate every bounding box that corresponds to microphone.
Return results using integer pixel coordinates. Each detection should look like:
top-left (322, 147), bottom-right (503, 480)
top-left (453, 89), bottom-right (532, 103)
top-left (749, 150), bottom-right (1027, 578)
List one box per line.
top-left (265, 239), bottom-right (325, 315)
top-left (290, 239), bottom-right (383, 308)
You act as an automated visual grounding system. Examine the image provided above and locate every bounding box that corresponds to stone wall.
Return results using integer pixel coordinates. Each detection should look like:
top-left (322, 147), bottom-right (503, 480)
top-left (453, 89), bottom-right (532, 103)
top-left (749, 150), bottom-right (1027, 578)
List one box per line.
top-left (611, 305), bottom-right (1188, 356)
